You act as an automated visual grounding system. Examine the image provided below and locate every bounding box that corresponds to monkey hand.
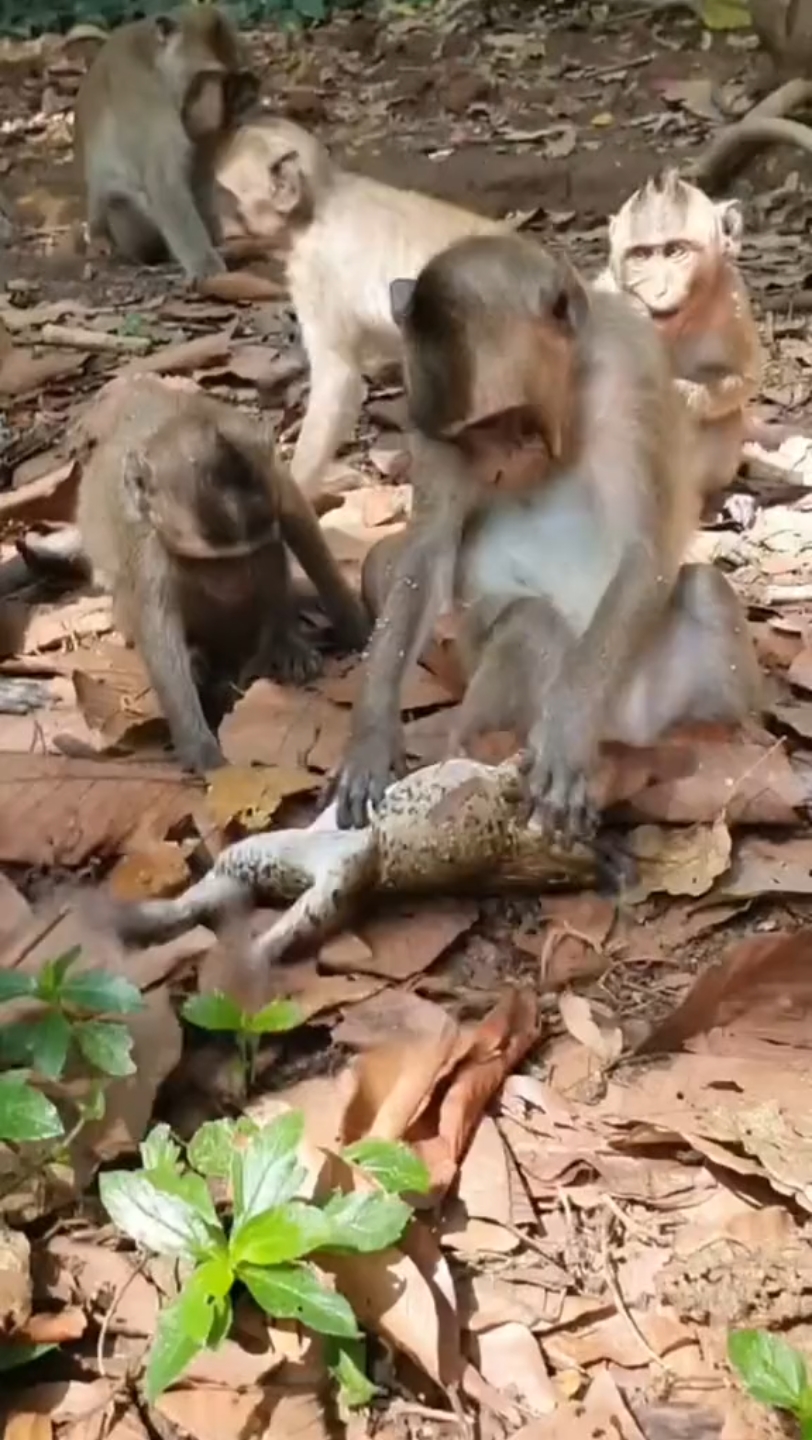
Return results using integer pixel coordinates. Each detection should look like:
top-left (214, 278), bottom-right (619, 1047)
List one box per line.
top-left (523, 705), bottom-right (599, 848)
top-left (177, 732), bottom-right (227, 774)
top-left (334, 724), bottom-right (406, 829)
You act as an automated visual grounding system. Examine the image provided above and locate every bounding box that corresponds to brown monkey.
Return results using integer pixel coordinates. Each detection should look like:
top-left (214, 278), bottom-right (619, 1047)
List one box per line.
top-left (335, 235), bottom-right (762, 839)
top-left (212, 117), bottom-right (505, 497)
top-left (594, 170), bottom-right (762, 497)
top-left (74, 6), bottom-right (258, 281)
top-left (77, 376), bottom-right (369, 773)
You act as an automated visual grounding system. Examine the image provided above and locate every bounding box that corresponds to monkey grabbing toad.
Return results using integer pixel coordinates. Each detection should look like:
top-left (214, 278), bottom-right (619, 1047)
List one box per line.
top-left (334, 234), bottom-right (762, 845)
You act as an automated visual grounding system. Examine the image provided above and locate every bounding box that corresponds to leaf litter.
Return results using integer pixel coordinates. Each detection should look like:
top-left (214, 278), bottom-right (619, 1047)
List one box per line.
top-left (5, 3), bottom-right (812, 1439)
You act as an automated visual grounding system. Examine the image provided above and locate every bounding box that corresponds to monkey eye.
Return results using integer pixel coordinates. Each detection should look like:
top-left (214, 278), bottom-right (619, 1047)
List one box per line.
top-left (663, 241), bottom-right (686, 259)
top-left (627, 244), bottom-right (653, 262)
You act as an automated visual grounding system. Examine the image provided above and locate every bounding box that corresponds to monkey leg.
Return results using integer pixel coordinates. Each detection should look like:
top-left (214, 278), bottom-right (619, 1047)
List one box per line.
top-left (608, 563), bottom-right (762, 745)
top-left (360, 533), bottom-right (408, 619)
top-left (142, 161), bottom-right (225, 281)
top-left (290, 343), bottom-right (366, 497)
top-left (105, 195), bottom-right (168, 266)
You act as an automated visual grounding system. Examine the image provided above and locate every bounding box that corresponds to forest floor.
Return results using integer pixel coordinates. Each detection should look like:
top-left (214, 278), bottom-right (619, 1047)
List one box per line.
top-left (2, 3), bottom-right (812, 1440)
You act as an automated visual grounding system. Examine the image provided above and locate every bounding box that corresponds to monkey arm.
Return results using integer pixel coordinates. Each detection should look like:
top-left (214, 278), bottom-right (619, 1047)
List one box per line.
top-left (276, 466), bottom-right (370, 651)
top-left (145, 151), bottom-right (225, 281)
top-left (132, 539), bottom-right (225, 772)
top-left (678, 367), bottom-right (759, 423)
top-left (336, 444), bottom-right (468, 828)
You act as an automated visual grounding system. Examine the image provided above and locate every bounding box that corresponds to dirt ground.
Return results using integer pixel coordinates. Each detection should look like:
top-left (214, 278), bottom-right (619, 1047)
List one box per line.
top-left (2, 3), bottom-right (812, 1440)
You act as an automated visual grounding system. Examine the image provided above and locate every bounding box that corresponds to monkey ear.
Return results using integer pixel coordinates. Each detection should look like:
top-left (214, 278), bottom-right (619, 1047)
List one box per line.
top-left (268, 152), bottom-right (304, 215)
top-left (153, 14), bottom-right (177, 42)
top-left (390, 278), bottom-right (416, 328)
top-left (717, 198), bottom-right (744, 255)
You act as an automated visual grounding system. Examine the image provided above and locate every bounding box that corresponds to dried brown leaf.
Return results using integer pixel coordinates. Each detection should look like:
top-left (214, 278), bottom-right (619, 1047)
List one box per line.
top-left (108, 843), bottom-right (190, 901)
top-left (0, 1222), bottom-right (31, 1332)
top-left (601, 733), bottom-right (807, 825)
top-left (639, 929), bottom-right (812, 1053)
top-left (0, 460), bottom-right (78, 527)
top-left (624, 818), bottom-right (732, 902)
top-left (205, 764), bottom-right (317, 830)
top-left (455, 1115), bottom-right (512, 1224)
top-left (121, 329), bottom-right (234, 376)
top-left (471, 1323), bottom-right (556, 1416)
top-left (558, 993), bottom-right (623, 1063)
top-left (220, 679), bottom-right (350, 772)
top-left (345, 899), bottom-right (478, 981)
top-left (0, 755), bottom-right (197, 867)
top-left (0, 347), bottom-right (88, 398)
top-left (714, 835), bottom-right (812, 901)
top-left (157, 1386), bottom-right (330, 1440)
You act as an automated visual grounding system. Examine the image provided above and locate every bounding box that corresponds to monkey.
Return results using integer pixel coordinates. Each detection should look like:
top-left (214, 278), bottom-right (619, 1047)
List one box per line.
top-left (75, 376), bottom-right (370, 773)
top-left (333, 234), bottom-right (762, 841)
top-left (212, 117), bottom-right (507, 497)
top-left (74, 6), bottom-right (258, 282)
top-left (593, 170), bottom-right (762, 498)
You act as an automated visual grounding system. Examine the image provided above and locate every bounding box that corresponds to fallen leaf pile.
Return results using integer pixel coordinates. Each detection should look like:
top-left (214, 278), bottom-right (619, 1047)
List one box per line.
top-left (3, 0), bottom-right (812, 1437)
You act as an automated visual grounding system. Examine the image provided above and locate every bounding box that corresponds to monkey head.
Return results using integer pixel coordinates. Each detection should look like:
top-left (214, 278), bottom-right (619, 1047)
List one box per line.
top-left (390, 234), bottom-right (588, 496)
top-left (213, 119), bottom-right (332, 243)
top-left (152, 6), bottom-right (256, 141)
top-left (122, 410), bottom-right (280, 563)
top-left (606, 170), bottom-right (743, 321)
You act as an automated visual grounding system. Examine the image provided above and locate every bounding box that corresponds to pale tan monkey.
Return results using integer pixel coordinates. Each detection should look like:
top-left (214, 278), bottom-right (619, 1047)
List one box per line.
top-left (212, 117), bottom-right (506, 497)
top-left (594, 170), bottom-right (763, 496)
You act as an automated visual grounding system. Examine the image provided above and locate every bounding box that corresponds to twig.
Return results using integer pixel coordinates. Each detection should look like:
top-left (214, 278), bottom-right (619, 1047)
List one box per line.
top-left (390, 1400), bottom-right (465, 1427)
top-left (600, 1218), bottom-right (671, 1372)
top-left (765, 583), bottom-right (812, 604)
top-left (40, 323), bottom-right (151, 355)
top-left (97, 1254), bottom-right (149, 1377)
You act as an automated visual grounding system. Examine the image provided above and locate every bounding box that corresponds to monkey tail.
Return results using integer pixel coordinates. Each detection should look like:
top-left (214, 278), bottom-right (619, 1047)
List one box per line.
top-left (113, 872), bottom-right (250, 947)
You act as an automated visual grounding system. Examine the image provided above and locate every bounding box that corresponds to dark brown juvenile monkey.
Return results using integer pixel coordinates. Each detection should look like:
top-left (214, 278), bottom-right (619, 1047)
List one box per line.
top-left (77, 376), bottom-right (369, 773)
top-left (335, 234), bottom-right (762, 840)
top-left (74, 6), bottom-right (257, 281)
top-left (594, 170), bottom-right (762, 497)
top-left (212, 117), bottom-right (506, 497)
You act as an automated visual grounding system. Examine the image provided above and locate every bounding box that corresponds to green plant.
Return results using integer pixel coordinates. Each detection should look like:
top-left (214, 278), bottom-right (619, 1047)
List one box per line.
top-left (0, 947), bottom-right (144, 1083)
top-left (181, 990), bottom-right (303, 1095)
top-left (729, 1329), bottom-right (812, 1437)
top-left (100, 1113), bottom-right (430, 1404)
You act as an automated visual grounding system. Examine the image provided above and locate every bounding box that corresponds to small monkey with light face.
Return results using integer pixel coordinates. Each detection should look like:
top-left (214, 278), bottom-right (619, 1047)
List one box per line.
top-left (594, 170), bottom-right (762, 496)
top-left (213, 117), bottom-right (506, 497)
top-left (76, 376), bottom-right (369, 773)
top-left (74, 6), bottom-right (258, 281)
top-left (335, 234), bottom-right (762, 842)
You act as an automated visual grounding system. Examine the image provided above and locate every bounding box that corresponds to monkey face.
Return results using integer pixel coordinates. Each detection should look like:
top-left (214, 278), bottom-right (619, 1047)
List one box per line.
top-left (391, 234), bottom-right (586, 494)
top-left (609, 170), bottom-right (743, 319)
top-left (182, 72), bottom-right (226, 140)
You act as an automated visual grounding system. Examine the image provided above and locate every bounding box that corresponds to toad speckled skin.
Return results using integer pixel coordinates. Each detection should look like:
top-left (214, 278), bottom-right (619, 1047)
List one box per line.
top-left (113, 756), bottom-right (596, 970)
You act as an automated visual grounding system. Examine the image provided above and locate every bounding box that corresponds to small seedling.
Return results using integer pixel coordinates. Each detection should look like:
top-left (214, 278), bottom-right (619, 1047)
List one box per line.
top-left (181, 990), bottom-right (302, 1094)
top-left (101, 1114), bottom-right (431, 1405)
top-left (0, 947), bottom-right (144, 1084)
top-left (729, 1329), bottom-right (812, 1437)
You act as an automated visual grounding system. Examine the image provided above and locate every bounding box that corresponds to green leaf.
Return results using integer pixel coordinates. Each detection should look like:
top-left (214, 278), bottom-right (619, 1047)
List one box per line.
top-left (143, 1293), bottom-right (207, 1402)
top-left (193, 1253), bottom-right (234, 1300)
top-left (323, 1191), bottom-right (411, 1253)
top-left (0, 972), bottom-right (37, 1002)
top-left (328, 1339), bottom-right (378, 1409)
top-left (246, 999), bottom-right (304, 1035)
top-left (37, 947), bottom-right (81, 999)
top-left (188, 1118), bottom-right (237, 1178)
top-left (75, 1020), bottom-right (136, 1077)
top-left (176, 1269), bottom-right (223, 1345)
top-left (77, 1080), bottom-right (107, 1123)
top-left (240, 1263), bottom-right (359, 1338)
top-left (0, 1342), bottom-right (58, 1373)
top-left (697, 0), bottom-right (751, 28)
top-left (230, 1202), bottom-right (331, 1267)
top-left (728, 1329), bottom-right (809, 1411)
top-left (182, 992), bottom-right (244, 1033)
top-left (60, 968), bottom-right (144, 1015)
top-left (26, 1011), bottom-right (72, 1080)
top-left (0, 1077), bottom-right (63, 1142)
top-left (99, 1171), bottom-right (218, 1258)
top-left (141, 1123), bottom-right (183, 1175)
top-left (801, 1416), bottom-right (812, 1440)
top-left (148, 1167), bottom-right (220, 1227)
top-left (207, 1293), bottom-right (233, 1349)
top-left (342, 1139), bottom-right (431, 1196)
top-left (232, 1112), bottom-right (305, 1232)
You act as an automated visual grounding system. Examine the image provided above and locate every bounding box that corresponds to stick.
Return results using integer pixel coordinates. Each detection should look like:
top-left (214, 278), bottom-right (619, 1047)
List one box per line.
top-left (40, 323), bottom-right (151, 355)
top-left (765, 583), bottom-right (812, 604)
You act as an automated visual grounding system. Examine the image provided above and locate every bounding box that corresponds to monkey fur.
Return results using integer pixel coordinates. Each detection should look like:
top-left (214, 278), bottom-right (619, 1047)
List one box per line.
top-left (212, 117), bottom-right (506, 497)
top-left (594, 170), bottom-right (762, 498)
top-left (334, 234), bottom-right (762, 842)
top-left (74, 6), bottom-right (257, 281)
top-left (75, 375), bottom-right (369, 773)
top-left (110, 755), bottom-right (598, 970)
